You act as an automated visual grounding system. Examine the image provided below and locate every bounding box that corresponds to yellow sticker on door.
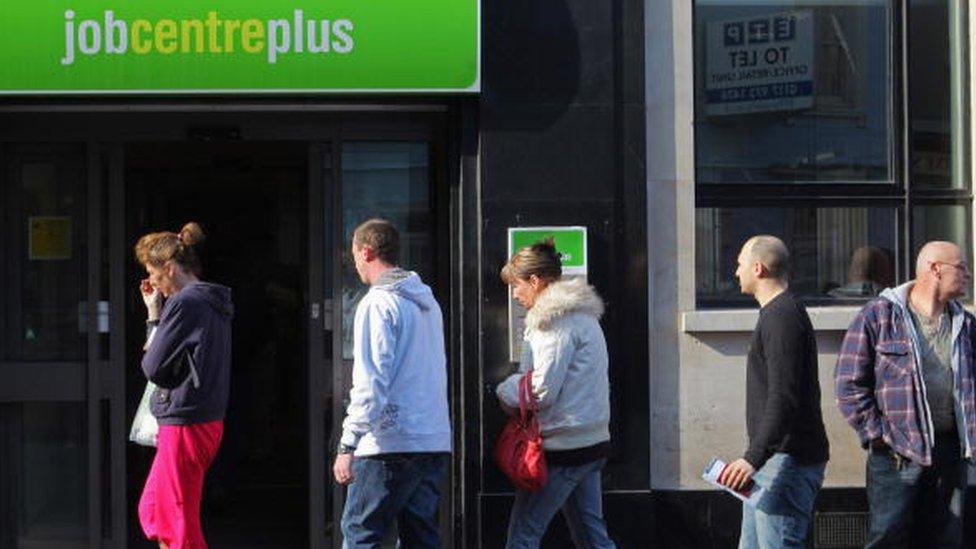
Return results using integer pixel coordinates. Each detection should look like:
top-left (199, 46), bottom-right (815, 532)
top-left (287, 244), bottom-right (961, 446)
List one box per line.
top-left (29, 216), bottom-right (72, 260)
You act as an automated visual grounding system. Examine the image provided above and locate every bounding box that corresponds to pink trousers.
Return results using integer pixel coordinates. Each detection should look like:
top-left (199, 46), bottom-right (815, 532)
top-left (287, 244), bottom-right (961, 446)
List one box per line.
top-left (139, 420), bottom-right (223, 549)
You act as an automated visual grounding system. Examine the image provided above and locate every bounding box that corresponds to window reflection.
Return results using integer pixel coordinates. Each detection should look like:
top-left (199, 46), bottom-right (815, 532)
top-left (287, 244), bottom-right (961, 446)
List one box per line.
top-left (340, 142), bottom-right (432, 359)
top-left (0, 403), bottom-right (87, 547)
top-left (3, 150), bottom-right (87, 361)
top-left (695, 1), bottom-right (892, 183)
top-left (696, 206), bottom-right (898, 305)
top-left (827, 246), bottom-right (895, 298)
top-left (910, 0), bottom-right (968, 189)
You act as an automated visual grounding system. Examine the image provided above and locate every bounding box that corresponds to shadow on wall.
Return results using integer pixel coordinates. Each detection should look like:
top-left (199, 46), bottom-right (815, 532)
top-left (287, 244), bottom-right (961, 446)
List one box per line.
top-left (481, 0), bottom-right (581, 130)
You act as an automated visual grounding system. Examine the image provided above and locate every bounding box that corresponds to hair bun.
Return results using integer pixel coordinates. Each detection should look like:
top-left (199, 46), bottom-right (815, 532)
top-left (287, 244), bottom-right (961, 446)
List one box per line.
top-left (531, 237), bottom-right (561, 266)
top-left (532, 236), bottom-right (556, 252)
top-left (179, 222), bottom-right (206, 247)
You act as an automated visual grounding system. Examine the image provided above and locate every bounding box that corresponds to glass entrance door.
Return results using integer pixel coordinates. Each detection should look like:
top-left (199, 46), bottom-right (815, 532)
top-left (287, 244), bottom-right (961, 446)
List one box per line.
top-left (0, 143), bottom-right (123, 548)
top-left (314, 139), bottom-right (446, 548)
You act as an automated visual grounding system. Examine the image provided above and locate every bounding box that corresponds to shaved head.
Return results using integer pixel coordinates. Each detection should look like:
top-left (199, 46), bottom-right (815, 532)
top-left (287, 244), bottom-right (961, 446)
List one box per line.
top-left (916, 241), bottom-right (963, 277)
top-left (912, 240), bottom-right (970, 304)
top-left (744, 235), bottom-right (790, 280)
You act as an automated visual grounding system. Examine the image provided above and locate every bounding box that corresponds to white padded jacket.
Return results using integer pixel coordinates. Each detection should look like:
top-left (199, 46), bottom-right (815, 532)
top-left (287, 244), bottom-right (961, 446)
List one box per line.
top-left (496, 277), bottom-right (611, 451)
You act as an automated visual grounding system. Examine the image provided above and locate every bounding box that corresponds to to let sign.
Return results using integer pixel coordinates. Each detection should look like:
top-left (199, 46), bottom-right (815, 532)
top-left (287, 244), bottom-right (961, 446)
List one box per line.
top-left (705, 10), bottom-right (813, 116)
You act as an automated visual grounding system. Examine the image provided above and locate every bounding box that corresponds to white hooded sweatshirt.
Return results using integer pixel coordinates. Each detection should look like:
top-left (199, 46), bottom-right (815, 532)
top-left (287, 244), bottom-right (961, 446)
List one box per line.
top-left (496, 277), bottom-right (612, 450)
top-left (340, 270), bottom-right (452, 456)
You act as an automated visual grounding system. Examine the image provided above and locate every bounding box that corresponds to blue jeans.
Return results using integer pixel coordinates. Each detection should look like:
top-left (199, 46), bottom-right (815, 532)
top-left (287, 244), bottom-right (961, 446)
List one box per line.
top-left (739, 453), bottom-right (825, 549)
top-left (506, 458), bottom-right (616, 549)
top-left (341, 453), bottom-right (448, 549)
top-left (865, 434), bottom-right (965, 548)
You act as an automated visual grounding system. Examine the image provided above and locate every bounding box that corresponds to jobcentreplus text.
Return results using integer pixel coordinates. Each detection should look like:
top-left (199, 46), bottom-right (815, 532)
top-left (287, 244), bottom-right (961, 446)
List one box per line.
top-left (61, 9), bottom-right (354, 66)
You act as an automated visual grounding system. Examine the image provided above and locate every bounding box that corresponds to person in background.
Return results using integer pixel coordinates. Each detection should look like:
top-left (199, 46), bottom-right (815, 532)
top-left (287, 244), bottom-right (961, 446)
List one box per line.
top-left (828, 246), bottom-right (895, 298)
top-left (135, 222), bottom-right (234, 549)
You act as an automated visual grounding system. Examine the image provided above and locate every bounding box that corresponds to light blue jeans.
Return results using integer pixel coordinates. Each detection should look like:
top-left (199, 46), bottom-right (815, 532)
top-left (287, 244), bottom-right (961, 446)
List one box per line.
top-left (738, 453), bottom-right (825, 549)
top-left (506, 458), bottom-right (616, 549)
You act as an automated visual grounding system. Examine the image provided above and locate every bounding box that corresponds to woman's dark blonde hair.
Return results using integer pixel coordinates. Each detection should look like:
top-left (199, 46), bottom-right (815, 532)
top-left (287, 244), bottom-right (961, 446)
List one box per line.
top-left (134, 222), bottom-right (206, 276)
top-left (500, 237), bottom-right (562, 284)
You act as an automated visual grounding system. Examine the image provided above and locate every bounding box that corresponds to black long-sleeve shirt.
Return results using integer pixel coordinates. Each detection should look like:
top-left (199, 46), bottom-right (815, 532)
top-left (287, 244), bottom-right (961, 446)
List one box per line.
top-left (745, 291), bottom-right (830, 469)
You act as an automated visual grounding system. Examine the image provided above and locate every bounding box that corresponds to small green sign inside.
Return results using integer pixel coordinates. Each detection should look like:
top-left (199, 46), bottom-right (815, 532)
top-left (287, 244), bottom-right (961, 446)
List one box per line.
top-left (506, 226), bottom-right (589, 361)
top-left (508, 227), bottom-right (587, 273)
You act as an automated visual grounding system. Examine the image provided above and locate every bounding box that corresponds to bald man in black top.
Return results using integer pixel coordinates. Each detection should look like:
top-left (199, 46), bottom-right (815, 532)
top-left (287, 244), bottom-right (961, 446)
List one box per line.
top-left (718, 235), bottom-right (830, 549)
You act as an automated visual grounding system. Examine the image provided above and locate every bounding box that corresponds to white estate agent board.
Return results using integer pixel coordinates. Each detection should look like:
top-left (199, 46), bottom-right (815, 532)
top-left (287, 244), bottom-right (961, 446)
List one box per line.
top-left (507, 227), bottom-right (588, 362)
top-left (705, 10), bottom-right (813, 116)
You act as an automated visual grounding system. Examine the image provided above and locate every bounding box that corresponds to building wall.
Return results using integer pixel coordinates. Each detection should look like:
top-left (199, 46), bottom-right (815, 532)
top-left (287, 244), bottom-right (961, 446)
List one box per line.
top-left (644, 0), bottom-right (880, 491)
top-left (647, 0), bottom-right (976, 494)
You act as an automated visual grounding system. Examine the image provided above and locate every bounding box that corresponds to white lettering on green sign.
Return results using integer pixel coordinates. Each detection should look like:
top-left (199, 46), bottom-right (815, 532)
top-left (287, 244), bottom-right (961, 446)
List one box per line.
top-left (0, 1), bottom-right (478, 93)
top-left (61, 9), bottom-right (353, 65)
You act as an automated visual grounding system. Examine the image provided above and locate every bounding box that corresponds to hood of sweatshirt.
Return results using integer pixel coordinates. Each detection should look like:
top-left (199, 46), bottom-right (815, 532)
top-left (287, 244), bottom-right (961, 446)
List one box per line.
top-left (180, 282), bottom-right (234, 319)
top-left (880, 281), bottom-right (964, 318)
top-left (526, 277), bottom-right (604, 331)
top-left (373, 269), bottom-right (437, 312)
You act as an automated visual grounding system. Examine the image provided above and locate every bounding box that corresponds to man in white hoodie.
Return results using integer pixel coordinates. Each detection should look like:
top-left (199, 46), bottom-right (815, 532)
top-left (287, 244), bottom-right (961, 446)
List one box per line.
top-left (333, 219), bottom-right (452, 548)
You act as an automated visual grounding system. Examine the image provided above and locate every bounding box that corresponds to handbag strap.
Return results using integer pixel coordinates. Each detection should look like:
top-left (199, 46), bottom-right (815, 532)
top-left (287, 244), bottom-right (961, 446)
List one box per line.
top-left (517, 371), bottom-right (540, 437)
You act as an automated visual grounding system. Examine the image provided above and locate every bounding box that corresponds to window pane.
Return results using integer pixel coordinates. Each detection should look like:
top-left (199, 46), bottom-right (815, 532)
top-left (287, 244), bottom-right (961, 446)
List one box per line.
top-left (340, 142), bottom-right (432, 359)
top-left (695, 1), bottom-right (892, 183)
top-left (1, 402), bottom-right (88, 547)
top-left (2, 149), bottom-right (88, 361)
top-left (697, 206), bottom-right (898, 305)
top-left (912, 204), bottom-right (972, 280)
top-left (910, 0), bottom-right (969, 189)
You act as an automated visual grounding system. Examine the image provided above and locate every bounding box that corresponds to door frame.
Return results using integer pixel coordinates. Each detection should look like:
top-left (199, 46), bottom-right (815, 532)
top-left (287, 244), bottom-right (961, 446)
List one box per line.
top-left (309, 130), bottom-right (456, 548)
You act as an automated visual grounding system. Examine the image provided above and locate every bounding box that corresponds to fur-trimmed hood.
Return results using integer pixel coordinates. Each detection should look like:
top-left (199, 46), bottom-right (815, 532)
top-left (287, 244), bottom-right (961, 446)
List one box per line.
top-left (526, 277), bottom-right (605, 331)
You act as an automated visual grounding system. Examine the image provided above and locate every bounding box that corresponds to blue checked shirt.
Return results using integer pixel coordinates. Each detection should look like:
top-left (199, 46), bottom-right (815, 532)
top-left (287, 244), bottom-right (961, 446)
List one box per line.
top-left (835, 286), bottom-right (976, 466)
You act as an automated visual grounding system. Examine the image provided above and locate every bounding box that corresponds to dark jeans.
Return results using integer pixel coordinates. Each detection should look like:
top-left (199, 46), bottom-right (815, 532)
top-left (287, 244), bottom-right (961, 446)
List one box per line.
top-left (866, 433), bottom-right (966, 548)
top-left (341, 453), bottom-right (448, 549)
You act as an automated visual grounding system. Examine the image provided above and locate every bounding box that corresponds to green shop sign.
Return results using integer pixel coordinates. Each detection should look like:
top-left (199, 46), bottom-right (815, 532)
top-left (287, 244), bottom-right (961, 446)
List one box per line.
top-left (0, 1), bottom-right (479, 94)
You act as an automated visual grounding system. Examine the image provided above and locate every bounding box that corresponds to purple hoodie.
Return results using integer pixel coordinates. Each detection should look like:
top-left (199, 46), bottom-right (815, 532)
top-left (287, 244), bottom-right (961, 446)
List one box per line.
top-left (142, 282), bottom-right (234, 426)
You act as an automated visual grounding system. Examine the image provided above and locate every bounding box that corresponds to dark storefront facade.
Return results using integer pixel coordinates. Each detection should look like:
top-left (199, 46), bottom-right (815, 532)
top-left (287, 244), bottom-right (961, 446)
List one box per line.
top-left (9, 0), bottom-right (973, 547)
top-left (0, 1), bottom-right (650, 547)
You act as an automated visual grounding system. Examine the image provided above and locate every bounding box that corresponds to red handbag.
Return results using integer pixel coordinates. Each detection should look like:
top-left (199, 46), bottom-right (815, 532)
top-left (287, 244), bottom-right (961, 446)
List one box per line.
top-left (494, 370), bottom-right (548, 491)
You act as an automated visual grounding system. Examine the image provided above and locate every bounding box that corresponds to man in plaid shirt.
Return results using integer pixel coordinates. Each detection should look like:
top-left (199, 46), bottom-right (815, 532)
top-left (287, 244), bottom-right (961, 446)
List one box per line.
top-left (835, 241), bottom-right (976, 547)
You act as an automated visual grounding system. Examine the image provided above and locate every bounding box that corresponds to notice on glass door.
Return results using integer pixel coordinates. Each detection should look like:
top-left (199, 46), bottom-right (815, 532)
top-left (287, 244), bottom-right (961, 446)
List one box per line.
top-left (28, 216), bottom-right (72, 260)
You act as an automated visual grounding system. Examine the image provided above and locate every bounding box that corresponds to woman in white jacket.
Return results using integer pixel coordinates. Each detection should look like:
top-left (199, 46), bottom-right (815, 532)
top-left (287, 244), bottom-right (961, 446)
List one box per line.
top-left (496, 239), bottom-right (616, 549)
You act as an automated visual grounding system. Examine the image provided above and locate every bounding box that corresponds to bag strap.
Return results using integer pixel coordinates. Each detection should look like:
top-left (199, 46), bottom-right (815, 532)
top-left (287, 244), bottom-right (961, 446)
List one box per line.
top-left (517, 371), bottom-right (540, 436)
top-left (185, 348), bottom-right (201, 389)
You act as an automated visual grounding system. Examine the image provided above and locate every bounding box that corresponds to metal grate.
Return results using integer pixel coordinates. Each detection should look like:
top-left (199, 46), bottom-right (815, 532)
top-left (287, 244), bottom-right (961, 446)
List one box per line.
top-left (813, 511), bottom-right (868, 549)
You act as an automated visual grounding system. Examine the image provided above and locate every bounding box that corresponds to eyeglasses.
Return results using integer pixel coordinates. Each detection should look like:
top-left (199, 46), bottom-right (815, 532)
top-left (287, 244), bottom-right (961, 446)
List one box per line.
top-left (934, 261), bottom-right (970, 274)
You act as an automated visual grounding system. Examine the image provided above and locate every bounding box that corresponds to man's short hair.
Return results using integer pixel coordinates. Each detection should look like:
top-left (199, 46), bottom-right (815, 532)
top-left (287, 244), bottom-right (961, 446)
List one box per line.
top-left (353, 218), bottom-right (400, 265)
top-left (746, 235), bottom-right (791, 281)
